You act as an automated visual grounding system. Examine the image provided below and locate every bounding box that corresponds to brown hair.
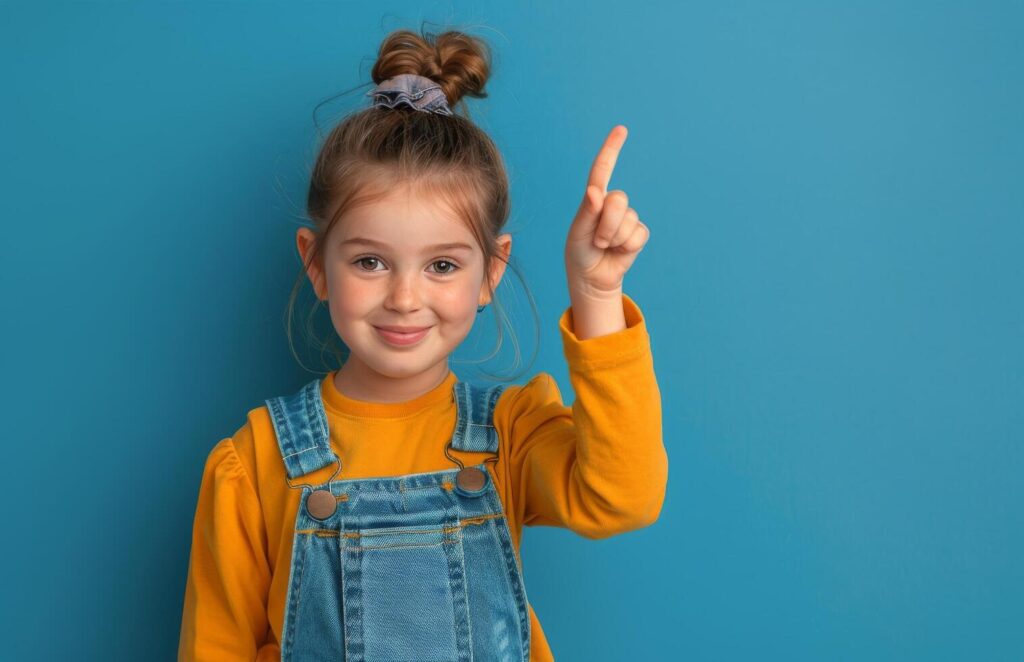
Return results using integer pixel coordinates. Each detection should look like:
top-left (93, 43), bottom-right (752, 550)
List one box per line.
top-left (285, 26), bottom-right (540, 382)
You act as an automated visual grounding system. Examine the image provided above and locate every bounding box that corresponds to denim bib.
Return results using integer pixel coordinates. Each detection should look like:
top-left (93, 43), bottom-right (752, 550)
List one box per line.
top-left (265, 377), bottom-right (531, 661)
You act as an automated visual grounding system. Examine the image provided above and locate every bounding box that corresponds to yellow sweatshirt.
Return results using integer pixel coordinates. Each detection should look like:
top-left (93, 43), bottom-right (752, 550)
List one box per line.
top-left (178, 293), bottom-right (667, 661)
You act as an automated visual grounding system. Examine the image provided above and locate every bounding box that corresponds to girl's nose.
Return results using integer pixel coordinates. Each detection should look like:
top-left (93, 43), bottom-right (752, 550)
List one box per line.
top-left (384, 272), bottom-right (422, 311)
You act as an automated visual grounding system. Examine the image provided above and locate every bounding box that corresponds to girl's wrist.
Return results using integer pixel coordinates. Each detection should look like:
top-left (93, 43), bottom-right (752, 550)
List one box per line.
top-left (567, 283), bottom-right (626, 341)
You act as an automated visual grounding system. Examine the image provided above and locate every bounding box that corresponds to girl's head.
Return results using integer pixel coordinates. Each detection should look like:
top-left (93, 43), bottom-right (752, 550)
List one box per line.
top-left (288, 27), bottom-right (537, 393)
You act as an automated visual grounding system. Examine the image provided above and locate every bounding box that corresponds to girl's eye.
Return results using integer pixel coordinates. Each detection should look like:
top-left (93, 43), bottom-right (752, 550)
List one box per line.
top-left (352, 257), bottom-right (461, 275)
top-left (354, 257), bottom-right (383, 271)
top-left (431, 259), bottom-right (460, 274)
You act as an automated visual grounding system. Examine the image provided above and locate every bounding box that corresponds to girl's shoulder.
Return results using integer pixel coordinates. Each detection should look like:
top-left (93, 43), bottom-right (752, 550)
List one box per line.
top-left (197, 401), bottom-right (285, 493)
top-left (456, 373), bottom-right (563, 417)
top-left (491, 371), bottom-right (569, 437)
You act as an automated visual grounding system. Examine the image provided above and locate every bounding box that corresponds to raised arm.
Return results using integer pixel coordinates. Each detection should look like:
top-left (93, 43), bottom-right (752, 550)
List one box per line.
top-left (501, 293), bottom-right (667, 539)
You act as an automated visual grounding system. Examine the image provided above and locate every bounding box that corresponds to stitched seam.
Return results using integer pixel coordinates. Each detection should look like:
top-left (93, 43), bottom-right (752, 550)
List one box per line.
top-left (283, 531), bottom-right (311, 657)
top-left (356, 527), bottom-right (448, 538)
top-left (403, 483), bottom-right (463, 493)
top-left (225, 439), bottom-right (260, 502)
top-left (345, 540), bottom-right (456, 551)
top-left (282, 446), bottom-right (319, 459)
top-left (311, 383), bottom-right (330, 448)
top-left (294, 514), bottom-right (504, 538)
top-left (461, 513), bottom-right (504, 526)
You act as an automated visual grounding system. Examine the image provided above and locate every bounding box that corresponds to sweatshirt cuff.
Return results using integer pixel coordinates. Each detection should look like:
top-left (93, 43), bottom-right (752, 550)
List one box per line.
top-left (558, 293), bottom-right (651, 367)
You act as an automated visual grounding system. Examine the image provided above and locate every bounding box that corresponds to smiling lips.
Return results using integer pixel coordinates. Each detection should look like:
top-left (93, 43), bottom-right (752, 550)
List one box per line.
top-left (374, 325), bottom-right (431, 346)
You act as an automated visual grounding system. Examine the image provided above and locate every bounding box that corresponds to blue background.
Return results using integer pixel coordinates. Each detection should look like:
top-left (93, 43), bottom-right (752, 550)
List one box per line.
top-left (2, 1), bottom-right (1021, 660)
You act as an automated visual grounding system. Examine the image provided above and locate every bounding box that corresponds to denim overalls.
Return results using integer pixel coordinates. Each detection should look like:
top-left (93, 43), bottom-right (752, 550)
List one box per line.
top-left (265, 376), bottom-right (532, 661)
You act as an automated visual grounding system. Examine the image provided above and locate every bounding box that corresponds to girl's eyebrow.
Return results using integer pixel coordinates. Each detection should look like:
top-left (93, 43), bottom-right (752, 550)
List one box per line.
top-left (340, 237), bottom-right (474, 252)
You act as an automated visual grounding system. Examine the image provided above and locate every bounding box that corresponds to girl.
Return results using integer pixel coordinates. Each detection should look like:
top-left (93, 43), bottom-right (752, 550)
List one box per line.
top-left (178, 27), bottom-right (667, 662)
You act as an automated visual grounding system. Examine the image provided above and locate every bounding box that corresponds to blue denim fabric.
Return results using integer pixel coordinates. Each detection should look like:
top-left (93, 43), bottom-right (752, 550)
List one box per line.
top-left (265, 378), bottom-right (531, 661)
top-left (365, 73), bottom-right (455, 116)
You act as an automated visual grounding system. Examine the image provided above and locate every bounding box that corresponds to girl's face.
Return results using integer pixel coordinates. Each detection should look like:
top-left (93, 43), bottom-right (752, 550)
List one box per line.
top-left (297, 185), bottom-right (510, 402)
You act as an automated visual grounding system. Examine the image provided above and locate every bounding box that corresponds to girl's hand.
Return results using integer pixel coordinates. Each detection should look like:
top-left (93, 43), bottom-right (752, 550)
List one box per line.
top-left (564, 125), bottom-right (650, 300)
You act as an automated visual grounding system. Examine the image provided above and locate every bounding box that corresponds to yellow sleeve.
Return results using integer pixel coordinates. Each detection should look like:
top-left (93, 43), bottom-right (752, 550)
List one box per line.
top-left (178, 436), bottom-right (272, 661)
top-left (502, 293), bottom-right (668, 539)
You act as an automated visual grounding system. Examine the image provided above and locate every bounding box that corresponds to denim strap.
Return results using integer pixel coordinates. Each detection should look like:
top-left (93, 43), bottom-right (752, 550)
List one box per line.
top-left (267, 377), bottom-right (507, 478)
top-left (450, 381), bottom-right (507, 454)
top-left (265, 378), bottom-right (336, 480)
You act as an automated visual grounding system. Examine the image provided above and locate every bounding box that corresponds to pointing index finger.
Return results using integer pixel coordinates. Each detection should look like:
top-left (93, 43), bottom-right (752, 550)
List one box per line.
top-left (586, 125), bottom-right (628, 194)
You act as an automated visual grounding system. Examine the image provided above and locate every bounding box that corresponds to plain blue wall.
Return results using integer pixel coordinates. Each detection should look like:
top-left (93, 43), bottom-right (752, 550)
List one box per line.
top-left (1, 1), bottom-right (1020, 660)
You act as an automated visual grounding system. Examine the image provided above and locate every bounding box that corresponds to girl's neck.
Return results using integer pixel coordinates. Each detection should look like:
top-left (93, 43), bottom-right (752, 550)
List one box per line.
top-left (332, 359), bottom-right (452, 405)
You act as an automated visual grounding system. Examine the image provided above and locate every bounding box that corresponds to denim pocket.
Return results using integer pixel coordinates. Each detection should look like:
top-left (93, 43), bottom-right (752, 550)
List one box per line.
top-left (343, 520), bottom-right (472, 661)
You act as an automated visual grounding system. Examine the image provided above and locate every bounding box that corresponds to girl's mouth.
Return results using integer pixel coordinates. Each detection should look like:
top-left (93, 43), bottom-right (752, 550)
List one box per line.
top-left (374, 326), bottom-right (431, 346)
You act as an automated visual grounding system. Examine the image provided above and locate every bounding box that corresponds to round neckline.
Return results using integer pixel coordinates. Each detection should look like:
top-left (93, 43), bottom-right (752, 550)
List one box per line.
top-left (320, 369), bottom-right (458, 418)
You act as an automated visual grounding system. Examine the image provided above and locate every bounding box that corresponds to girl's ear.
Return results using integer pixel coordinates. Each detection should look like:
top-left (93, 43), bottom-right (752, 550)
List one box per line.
top-left (480, 233), bottom-right (512, 306)
top-left (296, 227), bottom-right (327, 301)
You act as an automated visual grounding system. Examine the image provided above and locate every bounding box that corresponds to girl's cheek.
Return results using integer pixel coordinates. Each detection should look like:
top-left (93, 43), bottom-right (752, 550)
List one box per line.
top-left (333, 270), bottom-right (373, 298)
top-left (336, 282), bottom-right (376, 315)
top-left (432, 286), bottom-right (462, 308)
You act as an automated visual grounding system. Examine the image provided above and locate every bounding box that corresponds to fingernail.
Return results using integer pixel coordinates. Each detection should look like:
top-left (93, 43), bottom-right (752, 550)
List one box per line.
top-left (595, 238), bottom-right (609, 248)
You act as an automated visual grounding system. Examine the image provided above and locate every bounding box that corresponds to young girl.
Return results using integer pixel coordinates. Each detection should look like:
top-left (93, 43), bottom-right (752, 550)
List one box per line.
top-left (178, 27), bottom-right (667, 662)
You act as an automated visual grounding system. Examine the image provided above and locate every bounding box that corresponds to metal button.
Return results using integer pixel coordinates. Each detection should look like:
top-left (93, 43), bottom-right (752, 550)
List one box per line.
top-left (307, 489), bottom-right (337, 519)
top-left (455, 467), bottom-right (487, 493)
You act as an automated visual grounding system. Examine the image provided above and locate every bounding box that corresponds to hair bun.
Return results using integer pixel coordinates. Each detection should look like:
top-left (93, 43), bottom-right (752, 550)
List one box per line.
top-left (371, 28), bottom-right (491, 108)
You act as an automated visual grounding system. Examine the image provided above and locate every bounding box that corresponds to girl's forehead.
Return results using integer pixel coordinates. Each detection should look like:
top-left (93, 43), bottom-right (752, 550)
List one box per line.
top-left (349, 190), bottom-right (457, 222)
top-left (338, 189), bottom-right (474, 242)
